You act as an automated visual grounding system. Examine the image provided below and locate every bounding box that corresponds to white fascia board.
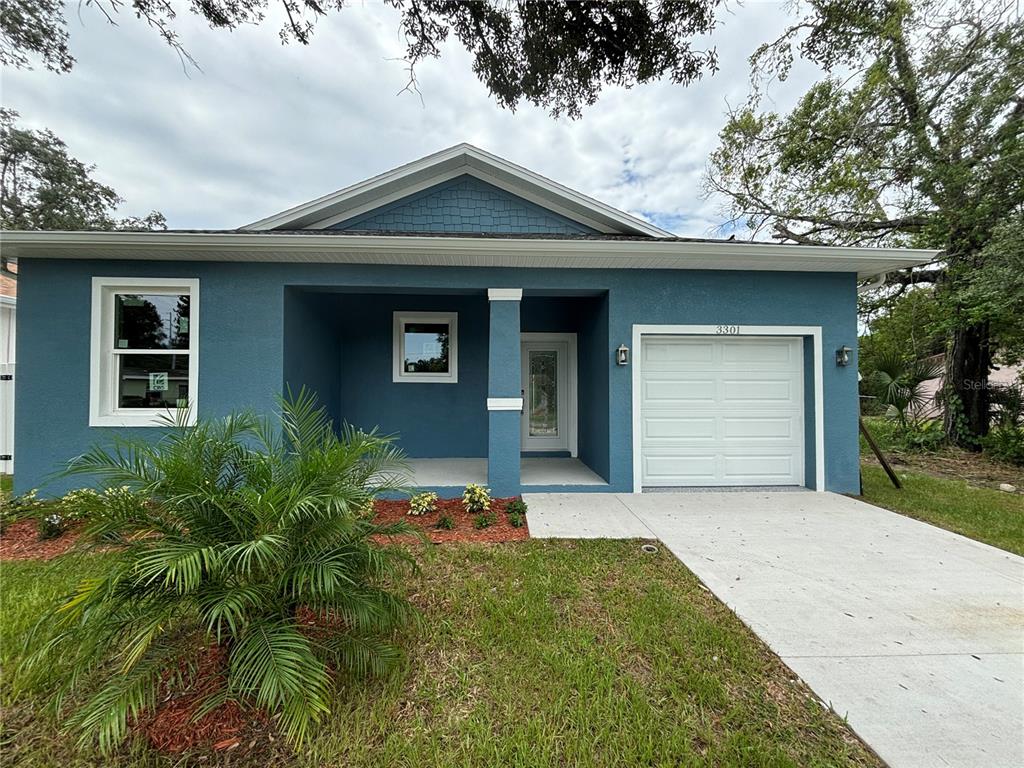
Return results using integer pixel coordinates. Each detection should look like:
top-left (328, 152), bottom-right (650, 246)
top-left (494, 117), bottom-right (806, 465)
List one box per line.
top-left (242, 143), bottom-right (671, 237)
top-left (0, 231), bottom-right (941, 278)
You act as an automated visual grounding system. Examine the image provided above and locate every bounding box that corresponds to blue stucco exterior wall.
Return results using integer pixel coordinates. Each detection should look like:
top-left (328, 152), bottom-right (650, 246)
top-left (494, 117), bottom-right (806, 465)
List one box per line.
top-left (14, 259), bottom-right (860, 497)
top-left (330, 175), bottom-right (597, 234)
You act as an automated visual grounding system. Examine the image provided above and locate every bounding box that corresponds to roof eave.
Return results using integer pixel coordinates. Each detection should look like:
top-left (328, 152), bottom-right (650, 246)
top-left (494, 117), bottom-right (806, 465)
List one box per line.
top-left (0, 230), bottom-right (940, 279)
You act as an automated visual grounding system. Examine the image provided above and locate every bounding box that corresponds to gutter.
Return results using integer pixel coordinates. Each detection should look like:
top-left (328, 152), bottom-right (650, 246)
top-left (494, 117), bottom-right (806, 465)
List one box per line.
top-left (858, 273), bottom-right (888, 293)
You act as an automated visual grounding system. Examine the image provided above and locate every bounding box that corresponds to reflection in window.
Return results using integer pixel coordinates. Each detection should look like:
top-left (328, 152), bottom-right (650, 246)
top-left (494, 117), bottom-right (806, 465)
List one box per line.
top-left (529, 351), bottom-right (558, 436)
top-left (403, 323), bottom-right (450, 373)
top-left (117, 354), bottom-right (190, 409)
top-left (114, 293), bottom-right (190, 350)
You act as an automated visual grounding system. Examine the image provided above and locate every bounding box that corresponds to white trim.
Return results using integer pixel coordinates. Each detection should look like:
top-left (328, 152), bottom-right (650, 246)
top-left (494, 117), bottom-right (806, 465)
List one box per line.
top-left (520, 333), bottom-right (578, 457)
top-left (1, 230), bottom-right (940, 279)
top-left (0, 295), bottom-right (16, 308)
top-left (392, 311), bottom-right (458, 384)
top-left (630, 325), bottom-right (825, 493)
top-left (89, 277), bottom-right (199, 428)
top-left (488, 288), bottom-right (523, 301)
top-left (487, 397), bottom-right (523, 411)
top-left (243, 143), bottom-right (670, 236)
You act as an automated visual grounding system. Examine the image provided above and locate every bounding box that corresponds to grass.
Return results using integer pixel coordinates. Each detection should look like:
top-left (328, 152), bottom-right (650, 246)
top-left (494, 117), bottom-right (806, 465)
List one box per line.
top-left (0, 541), bottom-right (880, 767)
top-left (0, 474), bottom-right (11, 496)
top-left (860, 464), bottom-right (1024, 556)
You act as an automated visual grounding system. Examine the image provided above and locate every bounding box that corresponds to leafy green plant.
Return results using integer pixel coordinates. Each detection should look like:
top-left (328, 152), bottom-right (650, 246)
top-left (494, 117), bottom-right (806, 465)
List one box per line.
top-left (898, 419), bottom-right (946, 452)
top-left (462, 483), bottom-right (491, 513)
top-left (990, 382), bottom-right (1024, 428)
top-left (435, 514), bottom-right (455, 530)
top-left (37, 511), bottom-right (67, 540)
top-left (1, 488), bottom-right (41, 533)
top-left (473, 511), bottom-right (497, 530)
top-left (508, 511), bottom-right (525, 529)
top-left (17, 392), bottom-right (417, 752)
top-left (408, 491), bottom-right (438, 516)
top-left (867, 352), bottom-right (943, 428)
top-left (981, 426), bottom-right (1024, 466)
top-left (58, 488), bottom-right (102, 524)
top-left (506, 499), bottom-right (527, 516)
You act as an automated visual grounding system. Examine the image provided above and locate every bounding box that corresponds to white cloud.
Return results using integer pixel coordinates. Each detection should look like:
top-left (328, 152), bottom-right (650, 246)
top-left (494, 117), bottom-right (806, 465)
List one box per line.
top-left (0, 1), bottom-right (825, 235)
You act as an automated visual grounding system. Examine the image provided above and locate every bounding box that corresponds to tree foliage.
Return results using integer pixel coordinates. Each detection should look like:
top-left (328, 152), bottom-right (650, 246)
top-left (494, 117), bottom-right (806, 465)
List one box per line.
top-left (706, 0), bottom-right (1024, 441)
top-left (0, 108), bottom-right (165, 231)
top-left (859, 287), bottom-right (945, 372)
top-left (1, 0), bottom-right (720, 118)
top-left (17, 393), bottom-right (417, 751)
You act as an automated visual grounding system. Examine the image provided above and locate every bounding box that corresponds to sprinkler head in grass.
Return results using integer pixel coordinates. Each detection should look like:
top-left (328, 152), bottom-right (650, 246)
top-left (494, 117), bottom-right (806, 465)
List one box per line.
top-left (640, 544), bottom-right (659, 554)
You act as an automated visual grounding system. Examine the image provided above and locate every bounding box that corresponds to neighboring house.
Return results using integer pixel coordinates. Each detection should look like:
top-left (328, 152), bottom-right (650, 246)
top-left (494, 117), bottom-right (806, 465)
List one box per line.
top-left (2, 144), bottom-right (936, 497)
top-left (917, 354), bottom-right (1023, 419)
top-left (0, 269), bottom-right (15, 476)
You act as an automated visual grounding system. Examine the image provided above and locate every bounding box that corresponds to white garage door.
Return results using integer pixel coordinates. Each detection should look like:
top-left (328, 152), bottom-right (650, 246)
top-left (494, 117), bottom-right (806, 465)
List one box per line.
top-left (640, 336), bottom-right (804, 486)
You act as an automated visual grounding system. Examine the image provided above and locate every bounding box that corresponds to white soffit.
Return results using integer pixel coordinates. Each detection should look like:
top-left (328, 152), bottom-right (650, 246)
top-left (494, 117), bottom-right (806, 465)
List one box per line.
top-left (0, 231), bottom-right (940, 279)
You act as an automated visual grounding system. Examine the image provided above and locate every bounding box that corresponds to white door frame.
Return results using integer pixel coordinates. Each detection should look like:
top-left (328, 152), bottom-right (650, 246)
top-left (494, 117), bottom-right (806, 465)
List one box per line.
top-left (521, 332), bottom-right (578, 457)
top-left (631, 325), bottom-right (825, 493)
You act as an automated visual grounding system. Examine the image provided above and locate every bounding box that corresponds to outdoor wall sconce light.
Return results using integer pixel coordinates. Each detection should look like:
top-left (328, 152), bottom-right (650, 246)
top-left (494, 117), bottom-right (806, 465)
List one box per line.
top-left (836, 346), bottom-right (852, 367)
top-left (616, 345), bottom-right (630, 366)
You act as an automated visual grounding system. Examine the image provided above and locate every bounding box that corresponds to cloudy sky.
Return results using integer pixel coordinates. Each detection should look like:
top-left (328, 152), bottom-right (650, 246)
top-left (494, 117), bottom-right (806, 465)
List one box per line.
top-left (1, 1), bottom-right (824, 236)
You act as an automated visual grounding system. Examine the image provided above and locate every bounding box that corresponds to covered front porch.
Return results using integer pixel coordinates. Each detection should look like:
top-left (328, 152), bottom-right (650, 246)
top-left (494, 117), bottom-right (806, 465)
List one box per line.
top-left (282, 285), bottom-right (611, 495)
top-left (407, 457), bottom-right (607, 489)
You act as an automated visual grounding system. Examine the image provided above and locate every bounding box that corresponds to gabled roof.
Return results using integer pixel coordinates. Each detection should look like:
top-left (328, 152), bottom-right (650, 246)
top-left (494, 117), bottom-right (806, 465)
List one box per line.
top-left (244, 143), bottom-right (673, 237)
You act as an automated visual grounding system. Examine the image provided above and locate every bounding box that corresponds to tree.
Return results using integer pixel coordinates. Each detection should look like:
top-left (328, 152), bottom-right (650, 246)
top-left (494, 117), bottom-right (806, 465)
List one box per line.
top-left (706, 0), bottom-right (1024, 445)
top-left (0, 0), bottom-right (719, 118)
top-left (859, 287), bottom-right (945, 373)
top-left (0, 108), bottom-right (165, 232)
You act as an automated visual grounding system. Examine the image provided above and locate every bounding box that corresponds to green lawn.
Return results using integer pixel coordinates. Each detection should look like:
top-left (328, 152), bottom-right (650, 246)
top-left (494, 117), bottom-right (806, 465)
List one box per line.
top-left (1, 541), bottom-right (879, 767)
top-left (860, 464), bottom-right (1024, 555)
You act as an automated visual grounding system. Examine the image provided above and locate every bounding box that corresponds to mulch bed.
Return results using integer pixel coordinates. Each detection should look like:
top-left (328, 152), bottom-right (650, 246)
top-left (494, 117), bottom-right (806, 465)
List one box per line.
top-left (136, 645), bottom-right (280, 758)
top-left (373, 496), bottom-right (529, 543)
top-left (0, 519), bottom-right (81, 561)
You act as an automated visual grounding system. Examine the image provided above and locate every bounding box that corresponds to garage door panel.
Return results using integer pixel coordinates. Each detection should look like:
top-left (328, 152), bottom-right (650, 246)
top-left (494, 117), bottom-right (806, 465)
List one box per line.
top-left (643, 378), bottom-right (716, 404)
top-left (643, 339), bottom-right (715, 366)
top-left (723, 416), bottom-right (797, 440)
top-left (720, 340), bottom-right (796, 365)
top-left (644, 416), bottom-right (716, 440)
top-left (722, 454), bottom-right (797, 482)
top-left (640, 335), bottom-right (804, 487)
top-left (644, 455), bottom-right (717, 483)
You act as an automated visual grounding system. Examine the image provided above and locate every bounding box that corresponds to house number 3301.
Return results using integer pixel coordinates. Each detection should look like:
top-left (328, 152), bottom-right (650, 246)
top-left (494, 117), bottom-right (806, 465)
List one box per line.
top-left (715, 325), bottom-right (740, 335)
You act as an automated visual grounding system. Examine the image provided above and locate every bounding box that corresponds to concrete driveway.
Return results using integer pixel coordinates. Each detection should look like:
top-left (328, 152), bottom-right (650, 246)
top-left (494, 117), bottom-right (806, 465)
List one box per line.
top-left (524, 491), bottom-right (1024, 768)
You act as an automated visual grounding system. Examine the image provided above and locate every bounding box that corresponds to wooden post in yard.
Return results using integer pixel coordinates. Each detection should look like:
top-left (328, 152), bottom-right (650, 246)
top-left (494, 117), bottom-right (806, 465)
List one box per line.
top-left (859, 417), bottom-right (902, 490)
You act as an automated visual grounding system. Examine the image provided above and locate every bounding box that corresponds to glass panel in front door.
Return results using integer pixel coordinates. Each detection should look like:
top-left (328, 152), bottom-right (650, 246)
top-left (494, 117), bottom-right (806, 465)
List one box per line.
top-left (528, 350), bottom-right (558, 437)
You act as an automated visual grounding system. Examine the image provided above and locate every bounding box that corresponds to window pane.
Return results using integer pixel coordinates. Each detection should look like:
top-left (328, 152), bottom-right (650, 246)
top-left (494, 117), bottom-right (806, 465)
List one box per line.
top-left (403, 323), bottom-right (450, 374)
top-left (529, 350), bottom-right (558, 436)
top-left (117, 354), bottom-right (190, 409)
top-left (114, 293), bottom-right (190, 350)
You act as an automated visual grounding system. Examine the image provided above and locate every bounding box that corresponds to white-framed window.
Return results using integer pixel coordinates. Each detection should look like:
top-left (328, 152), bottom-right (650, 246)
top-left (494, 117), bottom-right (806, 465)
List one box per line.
top-left (89, 277), bottom-right (199, 427)
top-left (392, 311), bottom-right (458, 383)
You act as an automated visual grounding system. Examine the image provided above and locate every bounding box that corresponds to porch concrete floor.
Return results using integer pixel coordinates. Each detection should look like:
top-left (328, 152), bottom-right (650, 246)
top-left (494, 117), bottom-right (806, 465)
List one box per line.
top-left (406, 458), bottom-right (606, 488)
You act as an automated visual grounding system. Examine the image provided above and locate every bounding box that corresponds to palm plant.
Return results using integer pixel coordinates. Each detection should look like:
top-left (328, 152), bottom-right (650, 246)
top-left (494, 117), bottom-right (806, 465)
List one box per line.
top-left (18, 391), bottom-right (417, 752)
top-left (868, 351), bottom-right (944, 427)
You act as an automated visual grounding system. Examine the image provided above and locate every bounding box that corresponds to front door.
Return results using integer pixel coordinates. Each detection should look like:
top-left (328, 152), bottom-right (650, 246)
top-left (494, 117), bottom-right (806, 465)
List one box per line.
top-left (521, 337), bottom-right (573, 453)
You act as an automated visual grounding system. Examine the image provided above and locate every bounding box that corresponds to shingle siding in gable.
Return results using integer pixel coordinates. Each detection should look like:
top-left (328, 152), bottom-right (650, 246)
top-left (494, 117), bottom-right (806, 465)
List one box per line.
top-left (329, 174), bottom-right (597, 234)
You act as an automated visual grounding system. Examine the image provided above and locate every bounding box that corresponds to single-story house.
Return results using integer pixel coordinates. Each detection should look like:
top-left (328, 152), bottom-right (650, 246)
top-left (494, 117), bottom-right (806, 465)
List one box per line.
top-left (2, 144), bottom-right (936, 497)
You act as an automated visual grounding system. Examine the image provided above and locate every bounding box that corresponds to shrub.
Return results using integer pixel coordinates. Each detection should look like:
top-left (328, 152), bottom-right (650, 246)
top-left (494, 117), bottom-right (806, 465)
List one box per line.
top-left (506, 499), bottom-right (527, 516)
top-left (58, 488), bottom-right (102, 524)
top-left (462, 483), bottom-right (491, 513)
top-left (473, 511), bottom-right (497, 529)
top-left (898, 419), bottom-right (946, 452)
top-left (37, 511), bottom-right (67, 540)
top-left (17, 392), bottom-right (417, 751)
top-left (508, 510), bottom-right (525, 528)
top-left (982, 426), bottom-right (1024, 466)
top-left (408, 491), bottom-right (438, 516)
top-left (0, 488), bottom-right (42, 532)
top-left (435, 514), bottom-right (455, 530)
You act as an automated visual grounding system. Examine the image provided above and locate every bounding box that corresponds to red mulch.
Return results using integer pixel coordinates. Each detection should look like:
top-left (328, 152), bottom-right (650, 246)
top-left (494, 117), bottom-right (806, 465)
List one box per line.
top-left (373, 496), bottom-right (529, 543)
top-left (137, 645), bottom-right (273, 756)
top-left (0, 519), bottom-right (81, 561)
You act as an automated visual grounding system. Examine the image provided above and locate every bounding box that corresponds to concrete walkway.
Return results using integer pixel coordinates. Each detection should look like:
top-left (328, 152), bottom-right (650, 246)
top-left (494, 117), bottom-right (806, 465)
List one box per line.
top-left (524, 491), bottom-right (1024, 768)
